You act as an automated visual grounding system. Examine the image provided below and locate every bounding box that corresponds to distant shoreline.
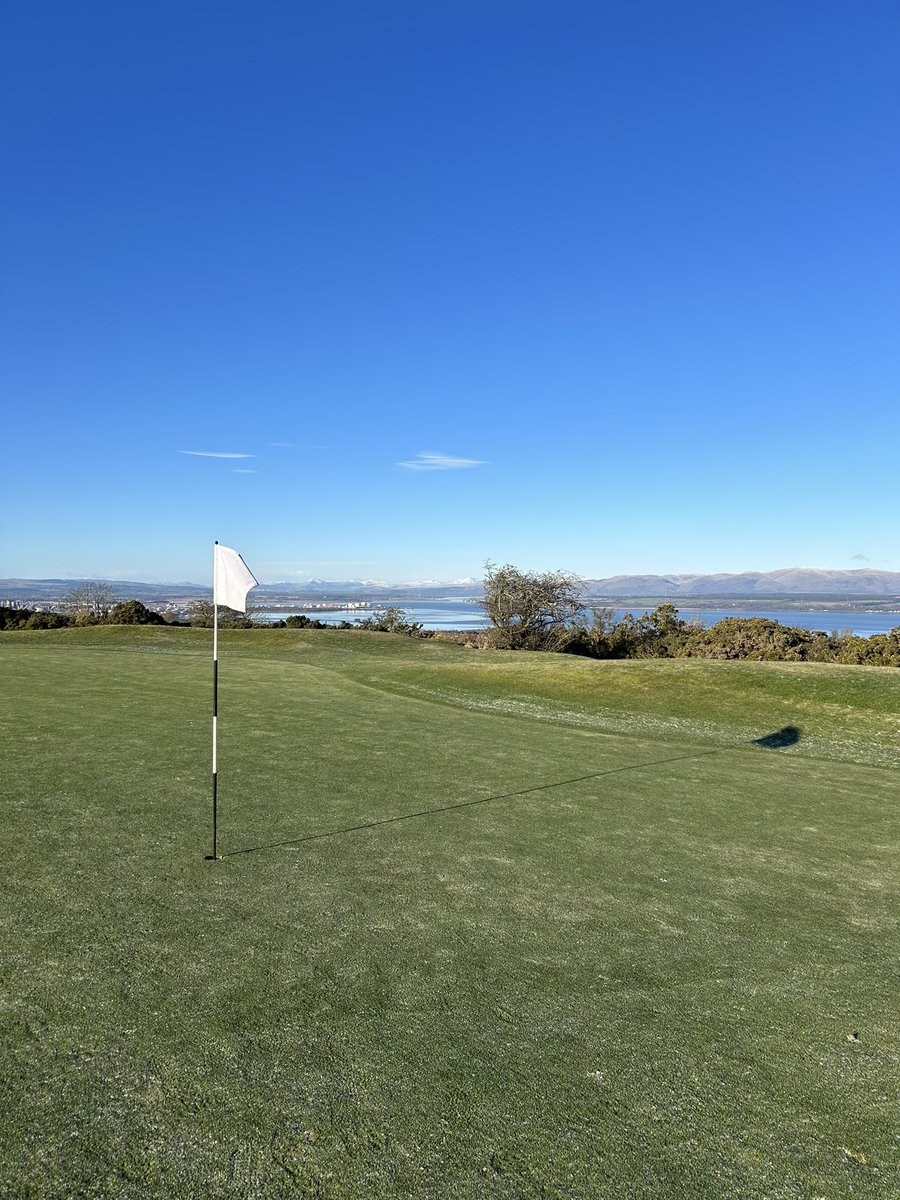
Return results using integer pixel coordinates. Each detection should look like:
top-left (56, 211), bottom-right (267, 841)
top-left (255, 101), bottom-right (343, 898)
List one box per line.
top-left (584, 595), bottom-right (900, 614)
top-left (253, 600), bottom-right (899, 639)
top-left (3, 578), bottom-right (900, 621)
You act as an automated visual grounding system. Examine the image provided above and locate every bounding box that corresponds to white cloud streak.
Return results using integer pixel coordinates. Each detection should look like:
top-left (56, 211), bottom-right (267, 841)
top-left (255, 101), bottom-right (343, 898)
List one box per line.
top-left (233, 468), bottom-right (258, 474)
top-left (396, 451), bottom-right (486, 471)
top-left (181, 450), bottom-right (256, 459)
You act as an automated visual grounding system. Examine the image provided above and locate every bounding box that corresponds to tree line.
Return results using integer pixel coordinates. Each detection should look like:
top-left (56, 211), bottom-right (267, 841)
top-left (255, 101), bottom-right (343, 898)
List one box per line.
top-left (0, 581), bottom-right (424, 636)
top-left (0, 599), bottom-right (167, 630)
top-left (3, 568), bottom-right (899, 668)
top-left (1, 582), bottom-right (202, 630)
top-left (475, 562), bottom-right (900, 666)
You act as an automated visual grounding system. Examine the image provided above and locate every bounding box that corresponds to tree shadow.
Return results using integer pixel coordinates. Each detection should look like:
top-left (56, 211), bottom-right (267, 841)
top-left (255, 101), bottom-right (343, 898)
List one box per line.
top-left (752, 725), bottom-right (801, 750)
top-left (227, 748), bottom-right (723, 857)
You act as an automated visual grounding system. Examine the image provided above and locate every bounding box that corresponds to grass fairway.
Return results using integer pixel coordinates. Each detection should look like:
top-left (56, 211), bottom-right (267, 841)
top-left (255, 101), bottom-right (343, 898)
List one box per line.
top-left (1, 627), bottom-right (897, 1198)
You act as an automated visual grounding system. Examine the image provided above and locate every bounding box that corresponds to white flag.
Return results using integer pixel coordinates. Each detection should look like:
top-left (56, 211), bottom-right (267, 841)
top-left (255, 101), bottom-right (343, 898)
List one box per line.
top-left (214, 544), bottom-right (259, 613)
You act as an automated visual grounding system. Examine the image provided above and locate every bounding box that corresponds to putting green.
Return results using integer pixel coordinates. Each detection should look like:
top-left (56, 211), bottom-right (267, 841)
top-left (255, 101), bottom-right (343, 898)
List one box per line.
top-left (1, 628), bottom-right (897, 1197)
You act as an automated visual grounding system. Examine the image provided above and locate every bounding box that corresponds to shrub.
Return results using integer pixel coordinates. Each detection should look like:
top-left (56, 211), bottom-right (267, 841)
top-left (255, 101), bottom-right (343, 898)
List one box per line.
top-left (355, 607), bottom-right (424, 636)
top-left (24, 611), bottom-right (69, 629)
top-left (481, 562), bottom-right (582, 651)
top-left (681, 617), bottom-right (823, 661)
top-left (0, 606), bottom-right (30, 630)
top-left (73, 612), bottom-right (103, 627)
top-left (107, 600), bottom-right (166, 625)
top-left (285, 614), bottom-right (329, 630)
top-left (189, 602), bottom-right (253, 628)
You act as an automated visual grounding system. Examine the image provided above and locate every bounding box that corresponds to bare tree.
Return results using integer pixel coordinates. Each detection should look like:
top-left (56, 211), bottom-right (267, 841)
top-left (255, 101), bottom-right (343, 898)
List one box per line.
top-left (480, 562), bottom-right (583, 650)
top-left (61, 581), bottom-right (119, 619)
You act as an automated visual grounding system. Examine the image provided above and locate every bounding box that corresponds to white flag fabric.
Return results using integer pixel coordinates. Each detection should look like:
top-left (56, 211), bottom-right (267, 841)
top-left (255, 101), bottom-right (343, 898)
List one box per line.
top-left (214, 544), bottom-right (259, 613)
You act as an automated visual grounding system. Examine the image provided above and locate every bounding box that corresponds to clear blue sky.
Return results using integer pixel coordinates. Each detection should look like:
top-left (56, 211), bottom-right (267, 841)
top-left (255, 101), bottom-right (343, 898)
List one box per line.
top-left (2, 0), bottom-right (897, 583)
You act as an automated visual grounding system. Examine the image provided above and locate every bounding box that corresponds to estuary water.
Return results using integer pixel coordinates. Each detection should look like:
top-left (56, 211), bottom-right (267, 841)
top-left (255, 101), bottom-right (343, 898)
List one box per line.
top-left (255, 600), bottom-right (899, 638)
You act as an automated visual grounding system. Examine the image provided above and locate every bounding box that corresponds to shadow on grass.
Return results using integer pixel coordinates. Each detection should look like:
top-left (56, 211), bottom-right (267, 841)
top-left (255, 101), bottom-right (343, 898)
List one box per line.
top-left (752, 725), bottom-right (801, 750)
top-left (227, 749), bottom-right (723, 857)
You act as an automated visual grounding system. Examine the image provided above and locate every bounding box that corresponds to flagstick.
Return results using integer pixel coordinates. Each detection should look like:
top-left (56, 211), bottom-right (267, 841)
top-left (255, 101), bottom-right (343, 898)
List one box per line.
top-left (209, 540), bottom-right (223, 860)
top-left (206, 539), bottom-right (256, 862)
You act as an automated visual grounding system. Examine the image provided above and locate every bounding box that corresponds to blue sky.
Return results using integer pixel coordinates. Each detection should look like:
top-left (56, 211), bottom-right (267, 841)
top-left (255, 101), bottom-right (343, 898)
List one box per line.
top-left (2, 0), bottom-right (898, 584)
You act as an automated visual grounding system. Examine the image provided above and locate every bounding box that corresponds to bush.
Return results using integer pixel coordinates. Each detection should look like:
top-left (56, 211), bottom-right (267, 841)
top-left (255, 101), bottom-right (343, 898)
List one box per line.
top-left (681, 617), bottom-right (825, 661)
top-left (107, 600), bottom-right (166, 625)
top-left (559, 608), bottom-right (900, 667)
top-left (562, 604), bottom-right (698, 659)
top-left (73, 612), bottom-right (103, 627)
top-left (835, 629), bottom-right (900, 667)
top-left (481, 562), bottom-right (582, 651)
top-left (0, 606), bottom-right (30, 630)
top-left (189, 602), bottom-right (253, 629)
top-left (355, 607), bottom-right (424, 636)
top-left (285, 614), bottom-right (329, 630)
top-left (24, 611), bottom-right (69, 629)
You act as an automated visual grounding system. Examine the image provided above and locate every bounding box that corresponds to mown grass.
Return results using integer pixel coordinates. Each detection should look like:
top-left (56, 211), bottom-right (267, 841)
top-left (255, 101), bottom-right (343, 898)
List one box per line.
top-left (1, 626), bottom-right (897, 1198)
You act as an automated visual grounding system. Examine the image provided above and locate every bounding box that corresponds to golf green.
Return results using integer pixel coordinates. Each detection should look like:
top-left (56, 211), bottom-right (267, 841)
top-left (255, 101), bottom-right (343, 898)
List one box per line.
top-left (1, 627), bottom-right (897, 1197)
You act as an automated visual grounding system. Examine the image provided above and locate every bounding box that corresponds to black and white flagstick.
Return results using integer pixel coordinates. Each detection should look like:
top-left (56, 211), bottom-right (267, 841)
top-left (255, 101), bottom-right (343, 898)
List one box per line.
top-left (209, 540), bottom-right (223, 860)
top-left (205, 539), bottom-right (257, 861)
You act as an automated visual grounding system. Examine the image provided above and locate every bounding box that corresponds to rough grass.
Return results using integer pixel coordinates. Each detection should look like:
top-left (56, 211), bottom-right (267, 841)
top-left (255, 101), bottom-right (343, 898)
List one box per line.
top-left (1, 627), bottom-right (897, 1198)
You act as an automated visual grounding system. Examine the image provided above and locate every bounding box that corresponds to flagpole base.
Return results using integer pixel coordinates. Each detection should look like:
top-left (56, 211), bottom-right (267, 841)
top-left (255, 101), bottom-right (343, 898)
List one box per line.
top-left (204, 855), bottom-right (225, 862)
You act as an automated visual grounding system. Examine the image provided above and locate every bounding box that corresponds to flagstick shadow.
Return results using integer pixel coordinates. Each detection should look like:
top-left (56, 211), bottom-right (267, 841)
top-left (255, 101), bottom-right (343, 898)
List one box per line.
top-left (226, 749), bottom-right (723, 857)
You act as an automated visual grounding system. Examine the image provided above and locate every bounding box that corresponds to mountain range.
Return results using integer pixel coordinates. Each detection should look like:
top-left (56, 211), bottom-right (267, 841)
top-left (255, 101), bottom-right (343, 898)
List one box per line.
top-left (2, 568), bottom-right (900, 604)
top-left (583, 568), bottom-right (900, 597)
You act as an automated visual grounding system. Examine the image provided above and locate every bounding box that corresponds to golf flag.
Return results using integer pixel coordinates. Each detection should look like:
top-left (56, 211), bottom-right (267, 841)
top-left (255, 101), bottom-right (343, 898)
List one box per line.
top-left (208, 542), bottom-right (258, 860)
top-left (214, 543), bottom-right (258, 613)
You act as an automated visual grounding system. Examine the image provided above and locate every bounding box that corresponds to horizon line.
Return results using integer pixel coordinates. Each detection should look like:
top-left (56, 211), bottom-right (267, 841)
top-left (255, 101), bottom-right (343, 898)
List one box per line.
top-left (2, 564), bottom-right (899, 590)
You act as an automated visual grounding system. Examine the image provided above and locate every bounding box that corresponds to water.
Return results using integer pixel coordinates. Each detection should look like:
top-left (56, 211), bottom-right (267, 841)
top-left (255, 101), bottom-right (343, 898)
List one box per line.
top-left (652, 608), bottom-right (898, 638)
top-left (253, 600), bottom-right (899, 638)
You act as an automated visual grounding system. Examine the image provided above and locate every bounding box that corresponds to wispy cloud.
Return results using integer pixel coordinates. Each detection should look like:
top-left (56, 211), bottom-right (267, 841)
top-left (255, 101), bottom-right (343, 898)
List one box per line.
top-left (269, 442), bottom-right (294, 448)
top-left (396, 451), bottom-right (486, 471)
top-left (233, 468), bottom-right (258, 474)
top-left (181, 450), bottom-right (256, 459)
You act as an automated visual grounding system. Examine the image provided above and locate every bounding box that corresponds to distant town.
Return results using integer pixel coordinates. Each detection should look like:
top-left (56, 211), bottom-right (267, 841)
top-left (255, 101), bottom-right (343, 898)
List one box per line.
top-left (3, 567), bottom-right (900, 620)
top-left (0, 585), bottom-right (381, 623)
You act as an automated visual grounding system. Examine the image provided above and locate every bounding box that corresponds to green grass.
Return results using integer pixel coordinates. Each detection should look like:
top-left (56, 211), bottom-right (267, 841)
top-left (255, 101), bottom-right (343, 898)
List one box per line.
top-left (1, 627), bottom-right (897, 1198)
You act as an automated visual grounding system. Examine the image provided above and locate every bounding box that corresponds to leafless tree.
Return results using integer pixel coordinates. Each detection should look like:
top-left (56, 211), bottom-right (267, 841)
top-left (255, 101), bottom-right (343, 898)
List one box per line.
top-left (480, 562), bottom-right (583, 650)
top-left (61, 581), bottom-right (119, 618)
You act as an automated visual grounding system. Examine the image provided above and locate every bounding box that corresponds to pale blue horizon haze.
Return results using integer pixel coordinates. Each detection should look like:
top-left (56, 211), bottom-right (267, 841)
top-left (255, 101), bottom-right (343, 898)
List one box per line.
top-left (2, 1), bottom-right (898, 585)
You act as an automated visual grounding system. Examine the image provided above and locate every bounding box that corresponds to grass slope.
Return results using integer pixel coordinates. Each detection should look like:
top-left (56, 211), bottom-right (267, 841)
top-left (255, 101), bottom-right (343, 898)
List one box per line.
top-left (1, 627), bottom-right (897, 1198)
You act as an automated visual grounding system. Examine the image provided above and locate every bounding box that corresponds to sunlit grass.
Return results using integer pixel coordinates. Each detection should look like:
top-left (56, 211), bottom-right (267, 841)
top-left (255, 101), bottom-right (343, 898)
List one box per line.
top-left (1, 627), bottom-right (897, 1197)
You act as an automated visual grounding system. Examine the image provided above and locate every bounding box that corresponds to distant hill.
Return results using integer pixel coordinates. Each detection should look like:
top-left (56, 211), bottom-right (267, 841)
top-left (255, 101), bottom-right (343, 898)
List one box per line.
top-left (0, 577), bottom-right (484, 606)
top-left (585, 568), bottom-right (900, 597)
top-left (0, 578), bottom-right (209, 604)
top-left (3, 567), bottom-right (900, 607)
